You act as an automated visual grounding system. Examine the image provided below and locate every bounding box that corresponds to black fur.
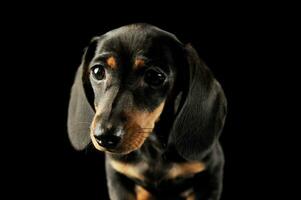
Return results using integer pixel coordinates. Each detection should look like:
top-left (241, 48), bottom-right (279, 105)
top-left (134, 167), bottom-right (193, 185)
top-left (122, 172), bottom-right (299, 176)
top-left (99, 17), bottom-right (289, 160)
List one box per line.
top-left (67, 23), bottom-right (227, 200)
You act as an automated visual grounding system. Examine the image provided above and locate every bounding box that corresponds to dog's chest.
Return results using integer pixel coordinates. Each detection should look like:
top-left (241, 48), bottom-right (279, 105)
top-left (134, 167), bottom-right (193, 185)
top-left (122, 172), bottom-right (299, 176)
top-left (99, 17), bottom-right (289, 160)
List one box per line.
top-left (110, 152), bottom-right (173, 183)
top-left (109, 142), bottom-right (205, 186)
top-left (141, 159), bottom-right (205, 185)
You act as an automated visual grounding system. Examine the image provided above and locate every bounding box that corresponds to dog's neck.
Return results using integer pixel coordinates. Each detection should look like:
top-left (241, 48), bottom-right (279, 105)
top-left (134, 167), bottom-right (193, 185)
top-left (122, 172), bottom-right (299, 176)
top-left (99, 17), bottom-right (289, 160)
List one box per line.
top-left (108, 130), bottom-right (184, 164)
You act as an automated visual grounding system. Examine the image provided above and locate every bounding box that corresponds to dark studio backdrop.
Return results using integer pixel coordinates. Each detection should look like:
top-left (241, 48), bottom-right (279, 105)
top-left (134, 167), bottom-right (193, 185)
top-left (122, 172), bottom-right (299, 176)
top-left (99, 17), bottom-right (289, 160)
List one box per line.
top-left (2, 3), bottom-right (289, 200)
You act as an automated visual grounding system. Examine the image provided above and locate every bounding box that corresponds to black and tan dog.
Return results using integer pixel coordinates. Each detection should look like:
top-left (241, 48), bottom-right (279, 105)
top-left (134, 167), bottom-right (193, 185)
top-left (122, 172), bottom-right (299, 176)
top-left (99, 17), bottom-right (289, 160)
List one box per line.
top-left (67, 24), bottom-right (227, 200)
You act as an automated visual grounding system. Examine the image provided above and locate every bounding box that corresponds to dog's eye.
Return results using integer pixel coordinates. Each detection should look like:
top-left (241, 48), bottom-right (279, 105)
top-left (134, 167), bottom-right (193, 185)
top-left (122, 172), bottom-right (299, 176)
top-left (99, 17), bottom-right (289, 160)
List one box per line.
top-left (144, 68), bottom-right (166, 87)
top-left (91, 65), bottom-right (106, 81)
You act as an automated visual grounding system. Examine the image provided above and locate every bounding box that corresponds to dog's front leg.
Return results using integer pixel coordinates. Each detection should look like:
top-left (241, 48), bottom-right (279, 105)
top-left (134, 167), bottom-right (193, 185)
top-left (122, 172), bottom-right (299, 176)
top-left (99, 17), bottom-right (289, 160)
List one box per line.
top-left (193, 146), bottom-right (224, 200)
top-left (105, 158), bottom-right (136, 200)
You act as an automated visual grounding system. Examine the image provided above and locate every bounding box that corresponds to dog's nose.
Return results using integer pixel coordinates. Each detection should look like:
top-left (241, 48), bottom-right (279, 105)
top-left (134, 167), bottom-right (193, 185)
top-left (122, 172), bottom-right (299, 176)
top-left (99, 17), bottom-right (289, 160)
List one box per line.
top-left (94, 134), bottom-right (121, 149)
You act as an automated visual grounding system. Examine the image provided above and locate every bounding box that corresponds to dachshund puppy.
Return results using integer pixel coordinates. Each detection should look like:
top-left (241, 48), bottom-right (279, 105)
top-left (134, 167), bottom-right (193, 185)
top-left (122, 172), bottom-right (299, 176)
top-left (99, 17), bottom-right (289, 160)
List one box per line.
top-left (68, 23), bottom-right (227, 200)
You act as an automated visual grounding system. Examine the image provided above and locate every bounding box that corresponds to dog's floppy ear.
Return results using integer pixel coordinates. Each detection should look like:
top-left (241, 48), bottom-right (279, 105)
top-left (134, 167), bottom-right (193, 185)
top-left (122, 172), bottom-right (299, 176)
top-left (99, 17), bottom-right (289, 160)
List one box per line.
top-left (169, 44), bottom-right (227, 160)
top-left (67, 37), bottom-right (99, 150)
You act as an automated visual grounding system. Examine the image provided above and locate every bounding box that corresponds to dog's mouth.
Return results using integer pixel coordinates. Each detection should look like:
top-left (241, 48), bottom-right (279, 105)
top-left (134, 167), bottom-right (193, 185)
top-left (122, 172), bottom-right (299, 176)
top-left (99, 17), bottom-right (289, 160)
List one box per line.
top-left (90, 127), bottom-right (152, 154)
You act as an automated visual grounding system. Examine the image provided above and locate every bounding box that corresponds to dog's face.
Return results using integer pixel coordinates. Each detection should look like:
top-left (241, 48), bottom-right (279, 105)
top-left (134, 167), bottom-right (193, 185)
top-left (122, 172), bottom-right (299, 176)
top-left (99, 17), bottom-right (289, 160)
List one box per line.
top-left (68, 24), bottom-right (227, 160)
top-left (85, 25), bottom-right (181, 154)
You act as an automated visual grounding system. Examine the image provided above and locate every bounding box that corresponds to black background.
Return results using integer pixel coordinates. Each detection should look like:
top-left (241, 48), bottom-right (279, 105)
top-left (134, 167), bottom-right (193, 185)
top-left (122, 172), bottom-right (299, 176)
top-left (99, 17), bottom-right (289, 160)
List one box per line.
top-left (2, 3), bottom-right (292, 200)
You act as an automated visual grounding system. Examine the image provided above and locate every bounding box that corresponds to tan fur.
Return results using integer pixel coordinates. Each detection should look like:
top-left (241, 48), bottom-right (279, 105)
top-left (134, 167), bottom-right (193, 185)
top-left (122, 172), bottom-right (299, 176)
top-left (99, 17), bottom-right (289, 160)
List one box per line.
top-left (107, 56), bottom-right (117, 69)
top-left (120, 101), bottom-right (165, 153)
top-left (110, 160), bottom-right (147, 181)
top-left (134, 58), bottom-right (145, 70)
top-left (135, 185), bottom-right (154, 200)
top-left (90, 131), bottom-right (105, 152)
top-left (181, 189), bottom-right (196, 200)
top-left (167, 161), bottom-right (206, 179)
top-left (186, 193), bottom-right (196, 200)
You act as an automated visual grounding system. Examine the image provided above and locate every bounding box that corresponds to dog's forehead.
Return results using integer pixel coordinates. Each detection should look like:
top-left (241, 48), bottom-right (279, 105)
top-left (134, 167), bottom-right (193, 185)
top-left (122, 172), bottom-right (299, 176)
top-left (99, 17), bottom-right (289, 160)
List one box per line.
top-left (96, 24), bottom-right (181, 57)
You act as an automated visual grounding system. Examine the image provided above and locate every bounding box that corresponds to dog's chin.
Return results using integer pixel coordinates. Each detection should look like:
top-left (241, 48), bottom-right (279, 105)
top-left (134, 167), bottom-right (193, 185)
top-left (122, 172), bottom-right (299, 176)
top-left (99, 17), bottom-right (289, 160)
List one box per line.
top-left (105, 148), bottom-right (136, 155)
top-left (95, 145), bottom-right (139, 155)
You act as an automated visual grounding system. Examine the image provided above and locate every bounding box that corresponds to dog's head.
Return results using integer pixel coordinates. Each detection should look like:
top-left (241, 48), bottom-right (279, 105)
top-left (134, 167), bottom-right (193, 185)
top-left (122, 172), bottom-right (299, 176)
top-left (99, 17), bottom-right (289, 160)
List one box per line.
top-left (68, 24), bottom-right (227, 160)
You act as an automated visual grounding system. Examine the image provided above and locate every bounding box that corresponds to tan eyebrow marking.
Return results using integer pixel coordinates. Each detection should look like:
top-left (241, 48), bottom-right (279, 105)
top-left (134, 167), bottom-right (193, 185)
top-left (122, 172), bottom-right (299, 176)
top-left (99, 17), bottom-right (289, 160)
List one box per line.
top-left (106, 56), bottom-right (117, 69)
top-left (133, 58), bottom-right (145, 70)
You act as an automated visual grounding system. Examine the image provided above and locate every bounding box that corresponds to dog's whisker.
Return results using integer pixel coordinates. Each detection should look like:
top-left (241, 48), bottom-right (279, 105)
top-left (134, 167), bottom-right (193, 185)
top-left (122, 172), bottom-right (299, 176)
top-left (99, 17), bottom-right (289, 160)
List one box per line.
top-left (132, 127), bottom-right (153, 132)
top-left (76, 121), bottom-right (91, 124)
top-left (84, 141), bottom-right (93, 155)
top-left (136, 128), bottom-right (153, 131)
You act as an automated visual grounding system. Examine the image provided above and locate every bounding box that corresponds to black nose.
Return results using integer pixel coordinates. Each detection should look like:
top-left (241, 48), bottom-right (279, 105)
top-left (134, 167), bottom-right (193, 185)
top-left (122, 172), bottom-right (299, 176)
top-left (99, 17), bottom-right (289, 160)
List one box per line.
top-left (94, 134), bottom-right (121, 149)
